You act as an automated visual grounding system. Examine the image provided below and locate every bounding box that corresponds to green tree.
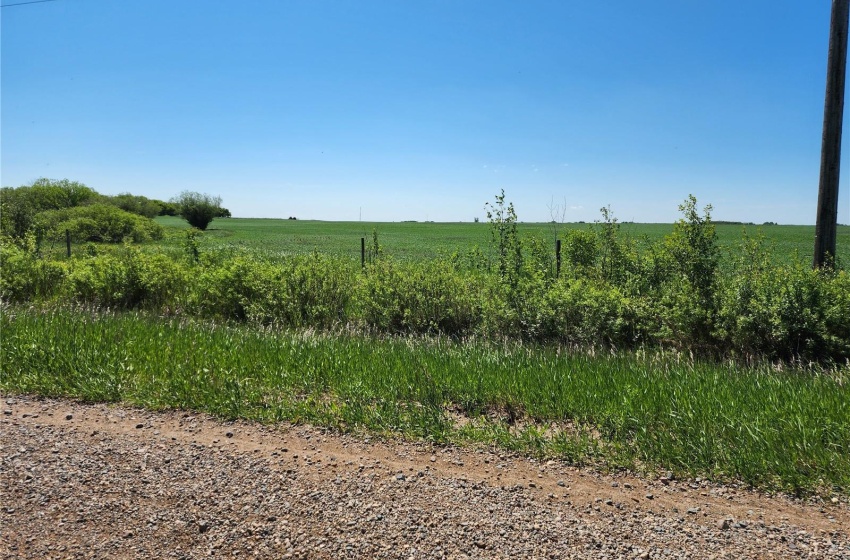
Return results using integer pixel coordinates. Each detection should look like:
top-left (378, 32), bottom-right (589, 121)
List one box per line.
top-left (106, 193), bottom-right (162, 218)
top-left (0, 187), bottom-right (36, 240)
top-left (0, 179), bottom-right (98, 241)
top-left (485, 189), bottom-right (522, 283)
top-left (28, 178), bottom-right (97, 209)
top-left (171, 191), bottom-right (224, 230)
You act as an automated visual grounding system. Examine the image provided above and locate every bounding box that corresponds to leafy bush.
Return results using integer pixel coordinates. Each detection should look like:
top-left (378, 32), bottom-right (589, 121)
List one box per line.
top-left (357, 259), bottom-right (484, 335)
top-left (171, 191), bottom-right (225, 230)
top-left (1, 179), bottom-right (99, 240)
top-left (104, 193), bottom-right (162, 218)
top-left (250, 254), bottom-right (354, 328)
top-left (0, 238), bottom-right (67, 302)
top-left (543, 278), bottom-right (639, 346)
top-left (187, 255), bottom-right (259, 321)
top-left (0, 187), bottom-right (37, 240)
top-left (592, 206), bottom-right (644, 288)
top-left (23, 178), bottom-right (98, 210)
top-left (64, 247), bottom-right (188, 309)
top-left (716, 248), bottom-right (850, 362)
top-left (564, 229), bottom-right (597, 271)
top-left (33, 204), bottom-right (163, 244)
top-left (485, 190), bottom-right (522, 284)
top-left (650, 196), bottom-right (720, 348)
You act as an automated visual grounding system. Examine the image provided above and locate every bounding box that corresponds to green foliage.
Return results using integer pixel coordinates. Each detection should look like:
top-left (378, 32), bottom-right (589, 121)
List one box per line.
top-left (104, 193), bottom-right (162, 218)
top-left (563, 229), bottom-right (597, 271)
top-left (3, 192), bottom-right (848, 363)
top-left (594, 205), bottom-right (640, 287)
top-left (26, 177), bottom-right (99, 209)
top-left (541, 278), bottom-right (638, 346)
top-left (357, 259), bottom-right (483, 335)
top-left (665, 195), bottom-right (719, 304)
top-left (0, 179), bottom-right (176, 246)
top-left (188, 253), bottom-right (355, 328)
top-left (485, 189), bottom-right (522, 283)
top-left (156, 201), bottom-right (180, 216)
top-left (65, 247), bottom-right (188, 309)
top-left (716, 239), bottom-right (850, 361)
top-left (246, 253), bottom-right (354, 328)
top-left (653, 196), bottom-right (720, 347)
top-left (33, 204), bottom-right (164, 244)
top-left (171, 191), bottom-right (225, 230)
top-left (183, 228), bottom-right (202, 262)
top-left (1, 179), bottom-right (98, 240)
top-left (0, 238), bottom-right (68, 302)
top-left (0, 187), bottom-right (37, 240)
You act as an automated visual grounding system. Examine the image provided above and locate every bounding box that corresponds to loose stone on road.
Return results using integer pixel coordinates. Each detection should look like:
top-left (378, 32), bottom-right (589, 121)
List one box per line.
top-left (1, 396), bottom-right (848, 559)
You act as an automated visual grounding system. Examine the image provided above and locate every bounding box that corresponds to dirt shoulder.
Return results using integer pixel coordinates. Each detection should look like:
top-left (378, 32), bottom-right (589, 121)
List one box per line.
top-left (1, 395), bottom-right (848, 559)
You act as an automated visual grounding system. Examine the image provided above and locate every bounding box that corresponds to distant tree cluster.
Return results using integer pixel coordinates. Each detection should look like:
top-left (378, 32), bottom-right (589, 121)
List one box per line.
top-left (0, 178), bottom-right (230, 243)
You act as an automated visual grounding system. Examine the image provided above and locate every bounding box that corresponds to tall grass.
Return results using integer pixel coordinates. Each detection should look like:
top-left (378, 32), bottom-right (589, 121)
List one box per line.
top-left (3, 306), bottom-right (847, 495)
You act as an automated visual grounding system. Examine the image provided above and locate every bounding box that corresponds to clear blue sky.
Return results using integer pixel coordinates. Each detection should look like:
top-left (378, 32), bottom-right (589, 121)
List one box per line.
top-left (2, 0), bottom-right (849, 224)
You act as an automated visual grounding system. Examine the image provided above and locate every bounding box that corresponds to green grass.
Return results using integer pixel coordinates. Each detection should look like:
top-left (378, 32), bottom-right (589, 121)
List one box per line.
top-left (3, 305), bottom-right (848, 495)
top-left (154, 215), bottom-right (850, 265)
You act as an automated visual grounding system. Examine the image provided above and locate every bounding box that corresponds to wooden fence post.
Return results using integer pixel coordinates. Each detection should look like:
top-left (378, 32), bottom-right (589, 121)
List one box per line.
top-left (66, 229), bottom-right (71, 258)
top-left (361, 237), bottom-right (366, 269)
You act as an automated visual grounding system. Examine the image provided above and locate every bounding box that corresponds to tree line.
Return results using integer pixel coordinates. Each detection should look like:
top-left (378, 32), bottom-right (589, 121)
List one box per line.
top-left (0, 178), bottom-right (229, 244)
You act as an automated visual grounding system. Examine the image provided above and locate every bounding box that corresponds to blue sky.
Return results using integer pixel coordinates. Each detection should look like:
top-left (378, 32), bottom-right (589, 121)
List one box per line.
top-left (2, 0), bottom-right (848, 224)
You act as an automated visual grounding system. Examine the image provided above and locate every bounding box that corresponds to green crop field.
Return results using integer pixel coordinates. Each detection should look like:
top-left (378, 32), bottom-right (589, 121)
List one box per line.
top-left (154, 215), bottom-right (850, 265)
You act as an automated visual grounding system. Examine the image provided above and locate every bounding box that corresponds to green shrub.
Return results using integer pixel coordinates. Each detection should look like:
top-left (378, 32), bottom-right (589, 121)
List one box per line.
top-left (240, 253), bottom-right (355, 328)
top-left (663, 195), bottom-right (719, 305)
top-left (488, 273), bottom-right (640, 346)
top-left (2, 190), bottom-right (848, 365)
top-left (0, 187), bottom-right (37, 240)
top-left (357, 259), bottom-right (484, 335)
top-left (640, 196), bottom-right (721, 349)
top-left (188, 255), bottom-right (259, 321)
top-left (171, 191), bottom-right (224, 231)
top-left (34, 204), bottom-right (163, 244)
top-left (0, 239), bottom-right (67, 302)
top-left (717, 256), bottom-right (850, 362)
top-left (564, 229), bottom-right (597, 271)
top-left (64, 247), bottom-right (187, 309)
top-left (485, 190), bottom-right (522, 285)
top-left (104, 193), bottom-right (162, 218)
top-left (542, 278), bottom-right (638, 346)
top-left (0, 179), bottom-right (99, 240)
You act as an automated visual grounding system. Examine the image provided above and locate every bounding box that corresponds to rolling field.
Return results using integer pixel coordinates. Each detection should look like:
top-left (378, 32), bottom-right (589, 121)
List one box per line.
top-left (154, 215), bottom-right (850, 265)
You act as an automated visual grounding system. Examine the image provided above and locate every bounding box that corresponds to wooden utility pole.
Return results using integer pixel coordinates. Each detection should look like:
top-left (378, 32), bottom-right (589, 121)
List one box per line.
top-left (815, 0), bottom-right (849, 268)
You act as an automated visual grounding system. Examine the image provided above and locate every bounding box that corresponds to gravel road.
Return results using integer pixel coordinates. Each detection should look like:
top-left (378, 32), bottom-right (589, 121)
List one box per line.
top-left (1, 395), bottom-right (847, 559)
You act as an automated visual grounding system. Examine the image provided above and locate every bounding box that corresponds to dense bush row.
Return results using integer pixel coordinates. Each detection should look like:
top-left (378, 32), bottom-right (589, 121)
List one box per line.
top-left (2, 196), bottom-right (848, 364)
top-left (0, 178), bottom-right (229, 242)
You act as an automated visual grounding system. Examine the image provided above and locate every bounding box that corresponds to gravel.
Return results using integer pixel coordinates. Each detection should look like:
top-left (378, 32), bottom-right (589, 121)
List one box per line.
top-left (1, 395), bottom-right (848, 559)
